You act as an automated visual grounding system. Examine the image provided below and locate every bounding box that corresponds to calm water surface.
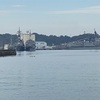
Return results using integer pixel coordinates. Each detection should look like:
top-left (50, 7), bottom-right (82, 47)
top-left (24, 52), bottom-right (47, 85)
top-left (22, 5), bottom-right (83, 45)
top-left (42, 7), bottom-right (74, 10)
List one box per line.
top-left (0, 50), bottom-right (100, 100)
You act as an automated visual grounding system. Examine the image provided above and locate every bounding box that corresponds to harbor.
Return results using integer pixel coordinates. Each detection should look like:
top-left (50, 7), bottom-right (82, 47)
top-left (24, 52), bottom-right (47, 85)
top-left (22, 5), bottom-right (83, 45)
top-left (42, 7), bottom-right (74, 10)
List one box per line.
top-left (0, 28), bottom-right (36, 56)
top-left (0, 29), bottom-right (100, 56)
top-left (1, 0), bottom-right (100, 100)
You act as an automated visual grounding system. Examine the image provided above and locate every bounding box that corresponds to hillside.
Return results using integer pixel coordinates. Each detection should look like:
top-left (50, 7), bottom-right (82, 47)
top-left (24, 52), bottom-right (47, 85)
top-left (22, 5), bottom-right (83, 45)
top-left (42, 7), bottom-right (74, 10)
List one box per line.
top-left (34, 33), bottom-right (95, 45)
top-left (0, 33), bottom-right (96, 46)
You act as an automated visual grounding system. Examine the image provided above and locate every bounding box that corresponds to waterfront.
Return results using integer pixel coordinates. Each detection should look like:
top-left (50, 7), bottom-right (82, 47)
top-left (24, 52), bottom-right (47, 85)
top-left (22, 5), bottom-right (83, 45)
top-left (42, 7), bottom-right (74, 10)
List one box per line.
top-left (0, 50), bottom-right (100, 100)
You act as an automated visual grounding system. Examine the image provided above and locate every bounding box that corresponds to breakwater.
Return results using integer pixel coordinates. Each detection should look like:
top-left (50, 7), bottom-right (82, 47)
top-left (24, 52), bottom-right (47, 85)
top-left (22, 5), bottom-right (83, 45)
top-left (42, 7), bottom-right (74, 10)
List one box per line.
top-left (0, 50), bottom-right (16, 56)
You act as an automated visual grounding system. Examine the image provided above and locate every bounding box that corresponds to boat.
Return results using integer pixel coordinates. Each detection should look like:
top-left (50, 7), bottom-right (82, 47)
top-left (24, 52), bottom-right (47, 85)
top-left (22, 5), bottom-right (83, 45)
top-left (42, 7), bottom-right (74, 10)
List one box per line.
top-left (25, 39), bottom-right (35, 51)
top-left (16, 39), bottom-right (24, 51)
top-left (16, 28), bottom-right (36, 51)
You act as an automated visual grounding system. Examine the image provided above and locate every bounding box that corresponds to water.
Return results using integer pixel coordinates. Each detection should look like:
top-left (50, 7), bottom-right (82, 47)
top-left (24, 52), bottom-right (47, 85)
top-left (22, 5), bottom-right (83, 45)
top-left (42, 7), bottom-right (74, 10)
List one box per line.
top-left (0, 50), bottom-right (100, 100)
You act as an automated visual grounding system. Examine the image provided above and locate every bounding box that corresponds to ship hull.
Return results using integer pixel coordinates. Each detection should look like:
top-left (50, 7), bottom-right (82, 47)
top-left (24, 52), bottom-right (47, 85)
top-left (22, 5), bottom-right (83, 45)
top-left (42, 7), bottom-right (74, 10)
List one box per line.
top-left (25, 40), bottom-right (35, 51)
top-left (16, 46), bottom-right (24, 51)
top-left (25, 46), bottom-right (35, 51)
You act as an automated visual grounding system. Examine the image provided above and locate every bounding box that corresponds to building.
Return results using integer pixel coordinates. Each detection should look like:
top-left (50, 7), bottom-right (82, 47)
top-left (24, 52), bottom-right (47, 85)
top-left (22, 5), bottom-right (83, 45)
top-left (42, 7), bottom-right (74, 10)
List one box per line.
top-left (35, 41), bottom-right (47, 50)
top-left (4, 44), bottom-right (9, 50)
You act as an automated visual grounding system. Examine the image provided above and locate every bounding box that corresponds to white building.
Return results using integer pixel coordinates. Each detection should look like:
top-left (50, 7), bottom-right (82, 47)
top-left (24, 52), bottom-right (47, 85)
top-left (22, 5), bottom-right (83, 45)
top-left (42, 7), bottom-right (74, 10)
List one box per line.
top-left (35, 41), bottom-right (47, 50)
top-left (4, 44), bottom-right (9, 50)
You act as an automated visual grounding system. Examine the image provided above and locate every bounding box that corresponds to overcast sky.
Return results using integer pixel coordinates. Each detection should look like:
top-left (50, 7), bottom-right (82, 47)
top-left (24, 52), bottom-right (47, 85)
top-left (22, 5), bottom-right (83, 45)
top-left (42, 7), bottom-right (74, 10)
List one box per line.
top-left (0, 0), bottom-right (100, 36)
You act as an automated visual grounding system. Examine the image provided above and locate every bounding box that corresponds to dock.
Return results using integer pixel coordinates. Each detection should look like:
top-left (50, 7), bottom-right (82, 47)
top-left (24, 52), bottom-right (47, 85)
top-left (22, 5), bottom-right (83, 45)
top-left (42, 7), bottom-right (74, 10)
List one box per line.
top-left (0, 50), bottom-right (16, 56)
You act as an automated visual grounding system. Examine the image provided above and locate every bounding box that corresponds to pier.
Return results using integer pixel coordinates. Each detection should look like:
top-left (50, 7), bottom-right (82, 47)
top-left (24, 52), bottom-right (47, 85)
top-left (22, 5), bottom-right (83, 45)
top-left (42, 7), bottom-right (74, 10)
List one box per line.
top-left (0, 50), bottom-right (16, 56)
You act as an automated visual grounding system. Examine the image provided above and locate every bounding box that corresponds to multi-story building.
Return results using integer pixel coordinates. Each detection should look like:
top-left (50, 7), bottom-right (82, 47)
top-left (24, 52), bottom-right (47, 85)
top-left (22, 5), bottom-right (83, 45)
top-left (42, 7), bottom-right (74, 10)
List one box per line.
top-left (35, 41), bottom-right (47, 50)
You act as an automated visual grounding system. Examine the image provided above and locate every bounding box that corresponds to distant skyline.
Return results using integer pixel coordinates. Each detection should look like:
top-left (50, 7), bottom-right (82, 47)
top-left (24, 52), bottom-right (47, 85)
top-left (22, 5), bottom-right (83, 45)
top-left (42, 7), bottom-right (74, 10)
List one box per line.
top-left (0, 0), bottom-right (100, 36)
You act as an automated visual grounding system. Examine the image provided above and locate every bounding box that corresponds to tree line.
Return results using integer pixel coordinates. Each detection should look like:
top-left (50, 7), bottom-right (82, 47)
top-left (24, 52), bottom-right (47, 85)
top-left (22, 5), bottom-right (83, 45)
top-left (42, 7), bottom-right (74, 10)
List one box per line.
top-left (34, 33), bottom-right (96, 45)
top-left (0, 33), bottom-right (96, 46)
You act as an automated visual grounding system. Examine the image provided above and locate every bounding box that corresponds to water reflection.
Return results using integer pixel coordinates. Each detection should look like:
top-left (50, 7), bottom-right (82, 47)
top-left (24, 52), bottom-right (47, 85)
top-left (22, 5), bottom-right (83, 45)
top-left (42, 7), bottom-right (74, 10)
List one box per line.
top-left (17, 51), bottom-right (36, 57)
top-left (17, 51), bottom-right (24, 56)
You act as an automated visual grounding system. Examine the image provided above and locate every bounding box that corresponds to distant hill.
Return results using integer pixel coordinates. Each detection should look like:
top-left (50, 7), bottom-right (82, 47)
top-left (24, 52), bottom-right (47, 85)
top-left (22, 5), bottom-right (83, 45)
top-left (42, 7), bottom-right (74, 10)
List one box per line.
top-left (0, 33), bottom-right (17, 46)
top-left (70, 33), bottom-right (95, 42)
top-left (34, 33), bottom-right (96, 45)
top-left (34, 33), bottom-right (71, 46)
top-left (0, 33), bottom-right (97, 46)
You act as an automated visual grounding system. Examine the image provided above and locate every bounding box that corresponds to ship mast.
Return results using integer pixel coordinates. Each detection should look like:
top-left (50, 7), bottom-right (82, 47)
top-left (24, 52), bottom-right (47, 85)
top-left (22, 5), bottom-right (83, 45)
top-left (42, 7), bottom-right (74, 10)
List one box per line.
top-left (29, 29), bottom-right (31, 38)
top-left (17, 27), bottom-right (21, 38)
top-left (94, 28), bottom-right (99, 38)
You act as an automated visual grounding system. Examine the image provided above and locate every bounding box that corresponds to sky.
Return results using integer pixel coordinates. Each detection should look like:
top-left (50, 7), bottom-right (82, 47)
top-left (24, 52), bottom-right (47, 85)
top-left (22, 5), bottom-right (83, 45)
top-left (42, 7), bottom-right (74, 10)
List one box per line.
top-left (0, 0), bottom-right (100, 36)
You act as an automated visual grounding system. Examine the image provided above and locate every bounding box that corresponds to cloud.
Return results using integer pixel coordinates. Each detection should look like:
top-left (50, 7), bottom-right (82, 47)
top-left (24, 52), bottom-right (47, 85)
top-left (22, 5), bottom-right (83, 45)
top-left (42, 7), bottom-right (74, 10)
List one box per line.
top-left (12, 5), bottom-right (25, 8)
top-left (0, 5), bottom-right (26, 15)
top-left (49, 5), bottom-right (100, 14)
top-left (0, 9), bottom-right (24, 15)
